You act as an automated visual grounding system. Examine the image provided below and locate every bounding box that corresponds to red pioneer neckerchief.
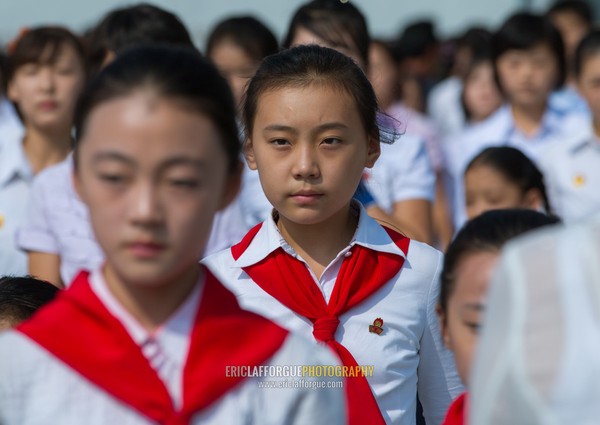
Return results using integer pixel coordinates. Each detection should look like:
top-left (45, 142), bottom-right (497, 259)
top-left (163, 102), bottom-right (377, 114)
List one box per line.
top-left (231, 223), bottom-right (410, 425)
top-left (18, 268), bottom-right (288, 425)
top-left (441, 392), bottom-right (467, 425)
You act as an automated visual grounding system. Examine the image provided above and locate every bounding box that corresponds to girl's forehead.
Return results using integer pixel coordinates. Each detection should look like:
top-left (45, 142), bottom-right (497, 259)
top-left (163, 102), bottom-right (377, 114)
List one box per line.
top-left (17, 41), bottom-right (80, 68)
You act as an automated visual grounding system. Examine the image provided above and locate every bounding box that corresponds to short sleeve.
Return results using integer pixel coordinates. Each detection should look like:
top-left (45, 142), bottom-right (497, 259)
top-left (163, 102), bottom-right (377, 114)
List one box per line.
top-left (15, 173), bottom-right (59, 254)
top-left (368, 134), bottom-right (435, 211)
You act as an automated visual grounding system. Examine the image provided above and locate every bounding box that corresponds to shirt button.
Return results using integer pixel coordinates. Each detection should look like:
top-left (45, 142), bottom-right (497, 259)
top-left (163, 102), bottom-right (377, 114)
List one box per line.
top-left (344, 251), bottom-right (352, 257)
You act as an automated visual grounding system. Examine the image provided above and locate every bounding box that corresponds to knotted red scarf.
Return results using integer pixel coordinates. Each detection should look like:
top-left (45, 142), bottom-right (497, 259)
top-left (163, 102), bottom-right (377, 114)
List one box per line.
top-left (18, 268), bottom-right (288, 425)
top-left (231, 223), bottom-right (410, 425)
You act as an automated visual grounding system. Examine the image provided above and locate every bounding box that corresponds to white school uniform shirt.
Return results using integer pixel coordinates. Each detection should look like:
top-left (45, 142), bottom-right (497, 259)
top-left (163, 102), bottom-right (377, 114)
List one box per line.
top-left (0, 134), bottom-right (31, 276)
top-left (364, 132), bottom-right (436, 213)
top-left (444, 104), bottom-right (585, 228)
top-left (16, 156), bottom-right (250, 285)
top-left (539, 117), bottom-right (600, 223)
top-left (0, 268), bottom-right (346, 425)
top-left (427, 76), bottom-right (465, 138)
top-left (387, 101), bottom-right (445, 173)
top-left (0, 98), bottom-right (24, 142)
top-left (203, 203), bottom-right (463, 425)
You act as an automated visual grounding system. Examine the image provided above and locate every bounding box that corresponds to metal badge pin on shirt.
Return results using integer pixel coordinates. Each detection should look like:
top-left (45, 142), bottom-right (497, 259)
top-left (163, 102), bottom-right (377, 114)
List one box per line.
top-left (369, 318), bottom-right (384, 335)
top-left (573, 174), bottom-right (586, 188)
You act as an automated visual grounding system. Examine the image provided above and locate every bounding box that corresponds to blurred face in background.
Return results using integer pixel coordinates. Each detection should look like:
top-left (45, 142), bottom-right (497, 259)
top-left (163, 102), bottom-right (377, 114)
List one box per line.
top-left (576, 52), bottom-right (600, 131)
top-left (290, 26), bottom-right (365, 70)
top-left (465, 164), bottom-right (541, 220)
top-left (9, 42), bottom-right (86, 132)
top-left (463, 60), bottom-right (503, 123)
top-left (549, 10), bottom-right (590, 70)
top-left (209, 39), bottom-right (260, 111)
top-left (368, 42), bottom-right (399, 110)
top-left (496, 43), bottom-right (558, 110)
top-left (440, 250), bottom-right (499, 386)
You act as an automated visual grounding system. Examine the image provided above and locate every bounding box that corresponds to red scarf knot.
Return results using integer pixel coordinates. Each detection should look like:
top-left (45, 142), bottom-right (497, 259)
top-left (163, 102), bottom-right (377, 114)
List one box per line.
top-left (312, 316), bottom-right (340, 342)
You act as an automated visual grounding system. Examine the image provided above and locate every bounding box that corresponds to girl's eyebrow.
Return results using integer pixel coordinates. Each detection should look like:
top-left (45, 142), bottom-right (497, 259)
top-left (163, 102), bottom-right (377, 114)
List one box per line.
top-left (263, 122), bottom-right (349, 134)
top-left (92, 151), bottom-right (207, 170)
top-left (92, 151), bottom-right (134, 165)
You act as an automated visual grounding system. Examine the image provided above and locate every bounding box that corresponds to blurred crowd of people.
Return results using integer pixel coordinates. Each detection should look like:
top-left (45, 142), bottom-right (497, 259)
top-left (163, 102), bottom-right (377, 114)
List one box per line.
top-left (0, 0), bottom-right (599, 424)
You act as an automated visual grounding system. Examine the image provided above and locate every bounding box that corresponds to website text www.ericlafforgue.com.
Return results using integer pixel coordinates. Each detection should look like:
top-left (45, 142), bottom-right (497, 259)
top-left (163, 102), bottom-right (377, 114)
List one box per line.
top-left (225, 364), bottom-right (374, 390)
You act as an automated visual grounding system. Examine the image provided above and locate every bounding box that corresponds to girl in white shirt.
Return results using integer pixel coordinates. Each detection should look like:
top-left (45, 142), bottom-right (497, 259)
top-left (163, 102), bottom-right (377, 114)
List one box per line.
top-left (204, 44), bottom-right (462, 425)
top-left (0, 45), bottom-right (344, 425)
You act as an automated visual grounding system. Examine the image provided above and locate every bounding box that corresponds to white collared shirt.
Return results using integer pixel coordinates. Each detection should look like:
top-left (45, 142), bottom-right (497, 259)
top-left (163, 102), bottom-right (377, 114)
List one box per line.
top-left (539, 117), bottom-right (600, 223)
top-left (427, 76), bottom-right (465, 138)
top-left (0, 98), bottom-right (24, 143)
top-left (444, 104), bottom-right (586, 228)
top-left (16, 156), bottom-right (250, 286)
top-left (0, 135), bottom-right (32, 275)
top-left (89, 268), bottom-right (202, 409)
top-left (203, 204), bottom-right (463, 425)
top-left (0, 270), bottom-right (346, 425)
top-left (365, 132), bottom-right (436, 213)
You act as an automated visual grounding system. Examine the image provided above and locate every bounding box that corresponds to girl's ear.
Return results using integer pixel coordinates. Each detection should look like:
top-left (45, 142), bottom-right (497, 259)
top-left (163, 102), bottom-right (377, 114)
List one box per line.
top-left (436, 304), bottom-right (452, 349)
top-left (523, 188), bottom-right (543, 211)
top-left (243, 138), bottom-right (258, 171)
top-left (365, 135), bottom-right (380, 168)
top-left (218, 161), bottom-right (243, 211)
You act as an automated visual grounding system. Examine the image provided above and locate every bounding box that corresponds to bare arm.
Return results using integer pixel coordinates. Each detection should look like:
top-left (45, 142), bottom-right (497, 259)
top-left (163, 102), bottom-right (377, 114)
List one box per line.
top-left (28, 252), bottom-right (64, 288)
top-left (367, 199), bottom-right (432, 244)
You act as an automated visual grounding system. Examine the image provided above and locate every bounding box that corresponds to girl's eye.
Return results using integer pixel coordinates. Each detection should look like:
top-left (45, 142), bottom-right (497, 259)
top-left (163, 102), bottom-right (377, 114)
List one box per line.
top-left (57, 68), bottom-right (74, 76)
top-left (169, 179), bottom-right (199, 189)
top-left (99, 174), bottom-right (126, 184)
top-left (322, 137), bottom-right (342, 145)
top-left (270, 139), bottom-right (289, 146)
top-left (467, 323), bottom-right (481, 333)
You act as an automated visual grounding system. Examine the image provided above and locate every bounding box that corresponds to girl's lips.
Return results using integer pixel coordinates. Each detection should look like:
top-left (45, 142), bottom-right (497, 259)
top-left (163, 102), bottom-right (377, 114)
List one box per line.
top-left (38, 100), bottom-right (58, 111)
top-left (290, 193), bottom-right (323, 205)
top-left (127, 242), bottom-right (166, 258)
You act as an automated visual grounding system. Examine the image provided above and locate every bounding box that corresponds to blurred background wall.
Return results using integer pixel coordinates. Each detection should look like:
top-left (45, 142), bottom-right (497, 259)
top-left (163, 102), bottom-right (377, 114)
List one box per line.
top-left (3, 0), bottom-right (591, 49)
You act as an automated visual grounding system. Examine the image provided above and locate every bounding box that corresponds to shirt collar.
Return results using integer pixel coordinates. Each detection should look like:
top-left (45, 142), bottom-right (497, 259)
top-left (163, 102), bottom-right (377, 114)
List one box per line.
top-left (233, 201), bottom-right (407, 268)
top-left (501, 104), bottom-right (565, 141)
top-left (0, 137), bottom-right (32, 188)
top-left (88, 267), bottom-right (203, 348)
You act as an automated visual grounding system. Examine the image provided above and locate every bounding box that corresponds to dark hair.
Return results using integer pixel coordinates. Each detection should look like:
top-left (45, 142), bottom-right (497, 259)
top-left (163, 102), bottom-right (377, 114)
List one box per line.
top-left (283, 0), bottom-right (370, 69)
top-left (85, 3), bottom-right (194, 76)
top-left (244, 44), bottom-right (391, 144)
top-left (460, 53), bottom-right (496, 121)
top-left (7, 26), bottom-right (87, 82)
top-left (465, 146), bottom-right (553, 214)
top-left (492, 12), bottom-right (566, 90)
top-left (456, 27), bottom-right (493, 59)
top-left (206, 16), bottom-right (278, 63)
top-left (393, 20), bottom-right (438, 61)
top-left (74, 45), bottom-right (240, 174)
top-left (548, 0), bottom-right (594, 26)
top-left (574, 29), bottom-right (600, 76)
top-left (0, 275), bottom-right (59, 327)
top-left (439, 209), bottom-right (560, 315)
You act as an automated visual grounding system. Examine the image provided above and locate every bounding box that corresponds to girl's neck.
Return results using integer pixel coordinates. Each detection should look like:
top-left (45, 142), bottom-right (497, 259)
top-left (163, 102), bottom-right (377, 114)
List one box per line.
top-left (276, 202), bottom-right (358, 279)
top-left (511, 102), bottom-right (547, 138)
top-left (104, 264), bottom-right (201, 332)
top-left (22, 125), bottom-right (72, 174)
